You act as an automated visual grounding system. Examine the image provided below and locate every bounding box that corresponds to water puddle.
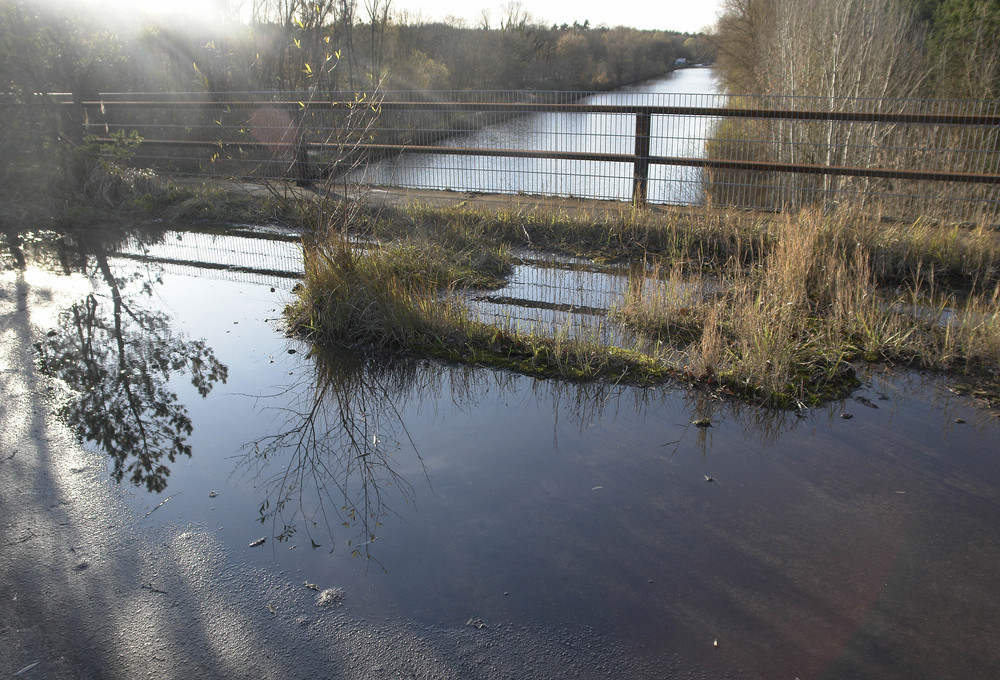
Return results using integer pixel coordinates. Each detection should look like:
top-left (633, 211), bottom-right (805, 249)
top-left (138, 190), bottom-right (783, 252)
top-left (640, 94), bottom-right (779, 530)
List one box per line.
top-left (6, 222), bottom-right (1000, 679)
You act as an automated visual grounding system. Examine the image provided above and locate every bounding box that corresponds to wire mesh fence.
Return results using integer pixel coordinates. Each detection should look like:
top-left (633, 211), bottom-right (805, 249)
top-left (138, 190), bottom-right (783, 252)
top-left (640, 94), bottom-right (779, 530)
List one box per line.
top-left (69, 89), bottom-right (1000, 222)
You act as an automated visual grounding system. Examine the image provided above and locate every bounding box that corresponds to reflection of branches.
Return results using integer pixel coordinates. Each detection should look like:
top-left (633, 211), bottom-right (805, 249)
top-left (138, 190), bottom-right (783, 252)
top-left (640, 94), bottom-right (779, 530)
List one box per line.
top-left (240, 351), bottom-right (666, 562)
top-left (238, 349), bottom-right (435, 562)
top-left (2, 229), bottom-right (25, 269)
top-left (240, 342), bottom-right (820, 563)
top-left (34, 239), bottom-right (227, 492)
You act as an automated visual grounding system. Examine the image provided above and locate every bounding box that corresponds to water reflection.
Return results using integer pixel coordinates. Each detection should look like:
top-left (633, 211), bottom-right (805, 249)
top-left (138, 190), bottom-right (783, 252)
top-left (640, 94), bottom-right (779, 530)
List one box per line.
top-left (237, 341), bottom-right (837, 564)
top-left (238, 348), bottom-right (433, 561)
top-left (24, 227), bottom-right (228, 492)
top-left (2, 229), bottom-right (26, 269)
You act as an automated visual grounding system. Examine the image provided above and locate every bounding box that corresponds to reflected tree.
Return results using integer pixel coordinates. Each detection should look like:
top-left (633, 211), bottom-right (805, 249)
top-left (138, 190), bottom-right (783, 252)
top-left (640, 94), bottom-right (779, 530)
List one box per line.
top-left (238, 342), bottom-right (817, 563)
top-left (238, 348), bottom-right (433, 562)
top-left (239, 348), bottom-right (657, 561)
top-left (34, 231), bottom-right (227, 492)
top-left (2, 229), bottom-right (26, 270)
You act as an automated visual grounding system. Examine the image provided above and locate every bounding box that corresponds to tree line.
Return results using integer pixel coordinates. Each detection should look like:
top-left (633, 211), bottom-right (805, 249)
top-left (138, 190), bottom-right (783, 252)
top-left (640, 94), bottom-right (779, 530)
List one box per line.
top-left (1, 0), bottom-right (714, 97)
top-left (705, 0), bottom-right (1000, 218)
top-left (713, 0), bottom-right (999, 103)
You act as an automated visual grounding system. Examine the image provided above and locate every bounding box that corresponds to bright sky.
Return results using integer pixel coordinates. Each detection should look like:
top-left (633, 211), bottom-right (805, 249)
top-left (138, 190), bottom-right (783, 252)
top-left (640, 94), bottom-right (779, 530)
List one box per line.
top-left (389, 0), bottom-right (723, 33)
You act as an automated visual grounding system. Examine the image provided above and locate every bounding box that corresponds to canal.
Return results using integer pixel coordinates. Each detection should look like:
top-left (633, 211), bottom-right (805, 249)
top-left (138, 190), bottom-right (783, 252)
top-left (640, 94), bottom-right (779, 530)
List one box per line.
top-left (7, 221), bottom-right (1000, 678)
top-left (354, 67), bottom-right (721, 204)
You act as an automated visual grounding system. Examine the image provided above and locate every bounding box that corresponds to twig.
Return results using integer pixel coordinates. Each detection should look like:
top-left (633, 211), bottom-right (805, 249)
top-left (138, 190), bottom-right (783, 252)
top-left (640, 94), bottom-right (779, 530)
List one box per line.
top-left (14, 661), bottom-right (39, 676)
top-left (3, 531), bottom-right (36, 547)
top-left (520, 224), bottom-right (533, 247)
top-left (140, 582), bottom-right (168, 594)
top-left (142, 492), bottom-right (180, 518)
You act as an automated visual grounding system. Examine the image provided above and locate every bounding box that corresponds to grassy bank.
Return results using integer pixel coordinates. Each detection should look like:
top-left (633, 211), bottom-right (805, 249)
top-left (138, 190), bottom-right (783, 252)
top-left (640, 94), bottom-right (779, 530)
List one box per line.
top-left (285, 222), bottom-right (678, 385)
top-left (286, 198), bottom-right (1000, 409)
top-left (20, 169), bottom-right (994, 409)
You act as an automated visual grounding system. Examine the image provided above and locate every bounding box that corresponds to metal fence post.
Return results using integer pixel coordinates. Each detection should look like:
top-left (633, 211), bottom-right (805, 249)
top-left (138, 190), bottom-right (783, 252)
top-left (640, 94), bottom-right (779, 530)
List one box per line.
top-left (632, 108), bottom-right (652, 206)
top-left (293, 106), bottom-right (313, 187)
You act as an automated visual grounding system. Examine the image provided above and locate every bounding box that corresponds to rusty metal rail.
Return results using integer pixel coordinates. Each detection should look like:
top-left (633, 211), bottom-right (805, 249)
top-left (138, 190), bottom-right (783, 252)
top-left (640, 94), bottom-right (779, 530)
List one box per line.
top-left (68, 89), bottom-right (1000, 219)
top-left (77, 98), bottom-right (1000, 126)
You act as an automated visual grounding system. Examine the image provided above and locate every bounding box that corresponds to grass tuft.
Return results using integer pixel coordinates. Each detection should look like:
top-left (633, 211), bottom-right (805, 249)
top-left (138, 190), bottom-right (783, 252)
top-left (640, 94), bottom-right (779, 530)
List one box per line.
top-left (284, 198), bottom-right (1000, 408)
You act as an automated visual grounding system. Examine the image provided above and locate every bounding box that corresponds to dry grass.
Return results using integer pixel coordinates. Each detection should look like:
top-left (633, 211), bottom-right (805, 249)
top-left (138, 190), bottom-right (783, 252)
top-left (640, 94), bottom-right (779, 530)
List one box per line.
top-left (612, 208), bottom-right (1000, 405)
top-left (286, 220), bottom-right (677, 384)
top-left (289, 197), bottom-right (1000, 407)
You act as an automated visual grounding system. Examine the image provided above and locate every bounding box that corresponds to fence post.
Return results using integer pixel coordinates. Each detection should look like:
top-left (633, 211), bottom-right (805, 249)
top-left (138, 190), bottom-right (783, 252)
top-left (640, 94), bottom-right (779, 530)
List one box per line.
top-left (632, 108), bottom-right (652, 206)
top-left (293, 106), bottom-right (313, 187)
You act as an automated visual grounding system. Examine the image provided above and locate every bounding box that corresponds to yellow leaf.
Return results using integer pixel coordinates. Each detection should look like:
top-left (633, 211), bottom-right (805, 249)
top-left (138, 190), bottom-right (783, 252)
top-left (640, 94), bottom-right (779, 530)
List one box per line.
top-left (293, 38), bottom-right (301, 49)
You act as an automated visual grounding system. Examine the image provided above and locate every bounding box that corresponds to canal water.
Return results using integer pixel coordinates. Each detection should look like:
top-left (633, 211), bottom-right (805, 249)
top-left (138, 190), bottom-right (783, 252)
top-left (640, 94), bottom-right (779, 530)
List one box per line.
top-left (355, 67), bottom-right (721, 204)
top-left (8, 223), bottom-right (1000, 679)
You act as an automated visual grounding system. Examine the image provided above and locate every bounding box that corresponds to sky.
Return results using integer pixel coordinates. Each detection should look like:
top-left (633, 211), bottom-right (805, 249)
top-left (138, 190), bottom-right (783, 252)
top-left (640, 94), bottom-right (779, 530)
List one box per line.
top-left (387, 0), bottom-right (723, 34)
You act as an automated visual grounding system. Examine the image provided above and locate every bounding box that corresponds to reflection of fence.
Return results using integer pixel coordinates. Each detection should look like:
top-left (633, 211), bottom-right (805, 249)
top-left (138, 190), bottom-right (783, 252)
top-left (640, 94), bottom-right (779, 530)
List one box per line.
top-left (111, 228), bottom-right (304, 289)
top-left (62, 90), bottom-right (1000, 220)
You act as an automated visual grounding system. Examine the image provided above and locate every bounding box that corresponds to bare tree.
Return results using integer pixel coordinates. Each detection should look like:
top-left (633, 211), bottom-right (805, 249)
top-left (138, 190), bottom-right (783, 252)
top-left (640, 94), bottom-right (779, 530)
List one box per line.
top-left (363, 0), bottom-right (391, 88)
top-left (710, 0), bottom-right (931, 211)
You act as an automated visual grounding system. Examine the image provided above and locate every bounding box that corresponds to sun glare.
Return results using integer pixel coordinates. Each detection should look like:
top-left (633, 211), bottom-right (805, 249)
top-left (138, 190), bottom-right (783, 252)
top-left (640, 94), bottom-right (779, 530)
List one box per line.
top-left (65, 0), bottom-right (231, 35)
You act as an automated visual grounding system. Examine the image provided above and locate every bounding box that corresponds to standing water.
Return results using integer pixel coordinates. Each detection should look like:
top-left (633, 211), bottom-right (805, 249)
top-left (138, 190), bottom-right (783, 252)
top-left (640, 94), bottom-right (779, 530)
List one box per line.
top-left (10, 221), bottom-right (1000, 679)
top-left (355, 67), bottom-right (721, 204)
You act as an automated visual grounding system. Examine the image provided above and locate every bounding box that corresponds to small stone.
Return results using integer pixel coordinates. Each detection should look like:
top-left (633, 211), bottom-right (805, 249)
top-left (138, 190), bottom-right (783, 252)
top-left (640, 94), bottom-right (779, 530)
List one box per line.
top-left (841, 413), bottom-right (853, 419)
top-left (955, 418), bottom-right (966, 424)
top-left (208, 491), bottom-right (218, 498)
top-left (316, 588), bottom-right (344, 608)
top-left (692, 418), bottom-right (712, 428)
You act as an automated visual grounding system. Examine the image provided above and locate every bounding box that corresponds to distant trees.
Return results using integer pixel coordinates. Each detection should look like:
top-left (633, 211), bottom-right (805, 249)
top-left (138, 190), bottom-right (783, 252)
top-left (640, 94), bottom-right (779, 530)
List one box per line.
top-left (714, 0), bottom-right (1000, 100)
top-left (708, 0), bottom-right (999, 216)
top-left (383, 18), bottom-right (711, 91)
top-left (0, 0), bottom-right (714, 98)
top-left (2, 0), bottom-right (716, 100)
top-left (713, 0), bottom-right (926, 100)
top-left (922, 0), bottom-right (1000, 99)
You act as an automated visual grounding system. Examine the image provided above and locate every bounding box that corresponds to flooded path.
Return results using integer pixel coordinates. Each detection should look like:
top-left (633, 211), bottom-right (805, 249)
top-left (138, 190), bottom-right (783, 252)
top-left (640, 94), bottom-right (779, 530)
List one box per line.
top-left (4, 223), bottom-right (1000, 678)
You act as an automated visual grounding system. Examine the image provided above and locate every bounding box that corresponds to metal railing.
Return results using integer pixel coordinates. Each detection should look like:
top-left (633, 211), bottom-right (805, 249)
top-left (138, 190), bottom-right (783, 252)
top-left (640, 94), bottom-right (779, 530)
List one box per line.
top-left (66, 89), bottom-right (1000, 221)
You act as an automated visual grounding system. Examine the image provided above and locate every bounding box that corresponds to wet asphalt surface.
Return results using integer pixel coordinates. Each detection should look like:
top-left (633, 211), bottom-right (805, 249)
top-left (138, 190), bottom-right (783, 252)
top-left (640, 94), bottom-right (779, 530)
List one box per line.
top-left (0, 270), bottom-right (737, 679)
